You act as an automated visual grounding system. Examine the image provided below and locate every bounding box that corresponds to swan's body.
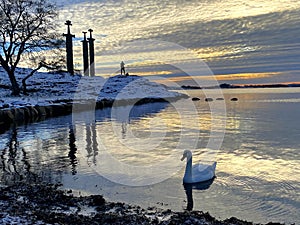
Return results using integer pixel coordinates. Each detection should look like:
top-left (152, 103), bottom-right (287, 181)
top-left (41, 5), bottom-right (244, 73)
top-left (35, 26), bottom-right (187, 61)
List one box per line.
top-left (181, 150), bottom-right (216, 184)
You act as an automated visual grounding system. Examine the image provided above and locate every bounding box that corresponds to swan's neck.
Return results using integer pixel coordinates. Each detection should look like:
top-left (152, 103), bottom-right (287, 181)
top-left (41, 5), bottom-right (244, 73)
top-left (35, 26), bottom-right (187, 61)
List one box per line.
top-left (184, 156), bottom-right (192, 182)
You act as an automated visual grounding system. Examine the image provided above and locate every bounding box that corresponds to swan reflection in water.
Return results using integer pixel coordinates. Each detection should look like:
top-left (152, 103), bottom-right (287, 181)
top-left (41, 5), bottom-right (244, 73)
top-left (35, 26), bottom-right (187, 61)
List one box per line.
top-left (183, 178), bottom-right (215, 211)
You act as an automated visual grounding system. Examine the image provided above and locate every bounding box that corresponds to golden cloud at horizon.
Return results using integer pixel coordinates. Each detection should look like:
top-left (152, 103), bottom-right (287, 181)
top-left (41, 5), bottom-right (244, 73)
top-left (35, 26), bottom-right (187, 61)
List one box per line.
top-left (153, 72), bottom-right (284, 84)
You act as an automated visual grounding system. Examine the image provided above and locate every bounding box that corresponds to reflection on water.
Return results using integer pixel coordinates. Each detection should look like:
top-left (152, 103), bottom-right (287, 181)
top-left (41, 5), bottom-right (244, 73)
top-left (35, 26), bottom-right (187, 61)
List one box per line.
top-left (0, 89), bottom-right (300, 224)
top-left (183, 178), bottom-right (215, 211)
top-left (68, 125), bottom-right (78, 175)
top-left (0, 123), bottom-right (80, 185)
top-left (84, 123), bottom-right (98, 167)
top-left (0, 126), bottom-right (31, 183)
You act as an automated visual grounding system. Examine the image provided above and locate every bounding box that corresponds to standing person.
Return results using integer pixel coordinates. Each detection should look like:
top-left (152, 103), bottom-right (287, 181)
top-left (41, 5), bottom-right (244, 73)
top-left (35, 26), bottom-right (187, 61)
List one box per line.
top-left (120, 61), bottom-right (125, 75)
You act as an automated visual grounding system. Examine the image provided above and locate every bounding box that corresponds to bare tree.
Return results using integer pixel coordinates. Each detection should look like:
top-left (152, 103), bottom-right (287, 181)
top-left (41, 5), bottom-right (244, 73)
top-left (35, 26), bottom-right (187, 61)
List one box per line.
top-left (22, 52), bottom-right (65, 95)
top-left (0, 0), bottom-right (64, 96)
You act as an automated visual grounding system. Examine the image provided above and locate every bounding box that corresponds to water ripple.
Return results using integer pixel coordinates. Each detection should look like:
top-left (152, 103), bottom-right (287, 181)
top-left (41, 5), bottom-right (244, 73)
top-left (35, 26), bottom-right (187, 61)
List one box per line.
top-left (213, 173), bottom-right (299, 222)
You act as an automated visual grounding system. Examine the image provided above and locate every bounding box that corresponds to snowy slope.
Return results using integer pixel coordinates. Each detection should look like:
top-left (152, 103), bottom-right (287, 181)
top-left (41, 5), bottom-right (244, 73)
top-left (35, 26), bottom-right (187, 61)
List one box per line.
top-left (0, 67), bottom-right (184, 109)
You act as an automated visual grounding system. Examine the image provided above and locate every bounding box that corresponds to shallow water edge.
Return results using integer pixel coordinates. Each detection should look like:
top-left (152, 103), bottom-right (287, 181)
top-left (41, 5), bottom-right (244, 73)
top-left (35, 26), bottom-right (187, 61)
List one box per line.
top-left (0, 182), bottom-right (283, 225)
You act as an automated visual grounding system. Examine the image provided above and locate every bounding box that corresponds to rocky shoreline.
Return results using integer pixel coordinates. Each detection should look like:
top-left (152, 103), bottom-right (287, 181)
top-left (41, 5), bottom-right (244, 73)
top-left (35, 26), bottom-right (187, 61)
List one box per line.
top-left (0, 95), bottom-right (184, 134)
top-left (0, 70), bottom-right (187, 134)
top-left (0, 182), bottom-right (284, 225)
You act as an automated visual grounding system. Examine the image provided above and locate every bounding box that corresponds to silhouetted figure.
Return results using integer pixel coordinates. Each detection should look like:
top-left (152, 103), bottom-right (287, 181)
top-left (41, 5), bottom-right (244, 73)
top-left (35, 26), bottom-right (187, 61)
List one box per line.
top-left (120, 61), bottom-right (125, 75)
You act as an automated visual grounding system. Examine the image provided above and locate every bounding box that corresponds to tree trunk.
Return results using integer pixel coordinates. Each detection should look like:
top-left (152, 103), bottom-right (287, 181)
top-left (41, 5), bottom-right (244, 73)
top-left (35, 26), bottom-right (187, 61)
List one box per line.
top-left (22, 67), bottom-right (40, 95)
top-left (8, 70), bottom-right (21, 96)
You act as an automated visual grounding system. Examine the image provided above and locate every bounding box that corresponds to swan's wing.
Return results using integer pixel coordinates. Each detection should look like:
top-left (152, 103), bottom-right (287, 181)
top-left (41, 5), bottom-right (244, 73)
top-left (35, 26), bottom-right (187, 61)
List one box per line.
top-left (191, 162), bottom-right (216, 183)
top-left (192, 162), bottom-right (217, 174)
top-left (192, 170), bottom-right (215, 183)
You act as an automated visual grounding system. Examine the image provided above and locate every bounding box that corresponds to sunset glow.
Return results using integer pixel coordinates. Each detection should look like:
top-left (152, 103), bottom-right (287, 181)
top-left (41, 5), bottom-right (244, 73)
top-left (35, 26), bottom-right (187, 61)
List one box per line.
top-left (54, 0), bottom-right (300, 84)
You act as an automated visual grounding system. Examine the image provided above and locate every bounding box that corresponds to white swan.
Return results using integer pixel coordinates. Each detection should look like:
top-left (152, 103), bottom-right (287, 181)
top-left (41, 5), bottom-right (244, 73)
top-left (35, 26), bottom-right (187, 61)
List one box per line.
top-left (181, 150), bottom-right (217, 184)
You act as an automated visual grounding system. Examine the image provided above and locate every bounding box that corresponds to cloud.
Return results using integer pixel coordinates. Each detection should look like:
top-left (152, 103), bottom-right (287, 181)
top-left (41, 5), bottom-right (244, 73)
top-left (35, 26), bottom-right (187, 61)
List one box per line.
top-left (57, 0), bottom-right (300, 83)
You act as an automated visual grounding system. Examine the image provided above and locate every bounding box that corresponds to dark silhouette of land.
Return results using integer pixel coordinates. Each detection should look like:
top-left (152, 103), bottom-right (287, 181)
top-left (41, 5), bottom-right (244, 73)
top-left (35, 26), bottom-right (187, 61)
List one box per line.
top-left (181, 82), bottom-right (300, 90)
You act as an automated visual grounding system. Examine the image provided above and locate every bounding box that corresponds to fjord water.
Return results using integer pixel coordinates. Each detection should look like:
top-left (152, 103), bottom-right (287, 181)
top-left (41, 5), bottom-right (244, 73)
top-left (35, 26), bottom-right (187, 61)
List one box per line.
top-left (0, 88), bottom-right (299, 224)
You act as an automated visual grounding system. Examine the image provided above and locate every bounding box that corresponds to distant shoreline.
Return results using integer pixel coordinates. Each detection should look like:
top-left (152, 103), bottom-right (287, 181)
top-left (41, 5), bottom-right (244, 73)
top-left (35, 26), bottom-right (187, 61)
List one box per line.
top-left (181, 83), bottom-right (300, 90)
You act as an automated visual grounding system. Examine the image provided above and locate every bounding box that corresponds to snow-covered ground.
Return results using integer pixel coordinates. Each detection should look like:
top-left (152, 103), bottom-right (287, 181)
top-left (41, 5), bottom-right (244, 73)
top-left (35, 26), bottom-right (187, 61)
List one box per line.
top-left (0, 67), bottom-right (184, 109)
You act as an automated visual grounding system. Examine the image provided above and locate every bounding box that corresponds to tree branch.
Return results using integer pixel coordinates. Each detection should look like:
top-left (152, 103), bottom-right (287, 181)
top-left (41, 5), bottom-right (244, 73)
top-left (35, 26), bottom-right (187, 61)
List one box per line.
top-left (0, 0), bottom-right (61, 96)
top-left (22, 61), bottom-right (63, 95)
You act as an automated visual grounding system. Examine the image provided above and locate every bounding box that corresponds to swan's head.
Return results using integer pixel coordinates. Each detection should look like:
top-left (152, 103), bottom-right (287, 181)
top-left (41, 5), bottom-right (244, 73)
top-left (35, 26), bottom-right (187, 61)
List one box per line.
top-left (181, 150), bottom-right (192, 161)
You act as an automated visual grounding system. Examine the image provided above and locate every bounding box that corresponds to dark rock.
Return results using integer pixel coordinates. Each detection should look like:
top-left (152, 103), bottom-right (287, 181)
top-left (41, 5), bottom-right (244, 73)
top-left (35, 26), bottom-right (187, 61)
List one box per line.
top-left (51, 104), bottom-right (68, 116)
top-left (2, 109), bottom-right (14, 121)
top-left (182, 85), bottom-right (201, 89)
top-left (44, 106), bottom-right (53, 117)
top-left (23, 107), bottom-right (32, 120)
top-left (224, 216), bottom-right (253, 225)
top-left (88, 195), bottom-right (105, 206)
top-left (13, 108), bottom-right (25, 121)
top-left (34, 105), bottom-right (47, 117)
top-left (192, 97), bottom-right (200, 101)
top-left (220, 83), bottom-right (232, 88)
top-left (29, 106), bottom-right (39, 118)
top-left (205, 98), bottom-right (213, 102)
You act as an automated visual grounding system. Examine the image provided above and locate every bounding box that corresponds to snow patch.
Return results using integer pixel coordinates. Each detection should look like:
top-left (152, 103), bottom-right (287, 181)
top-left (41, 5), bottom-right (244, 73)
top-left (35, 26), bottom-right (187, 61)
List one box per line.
top-left (0, 68), bottom-right (184, 109)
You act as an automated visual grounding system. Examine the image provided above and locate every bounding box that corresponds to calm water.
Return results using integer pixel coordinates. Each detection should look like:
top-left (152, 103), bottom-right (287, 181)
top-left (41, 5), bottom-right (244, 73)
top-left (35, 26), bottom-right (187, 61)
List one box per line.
top-left (0, 88), bottom-right (300, 224)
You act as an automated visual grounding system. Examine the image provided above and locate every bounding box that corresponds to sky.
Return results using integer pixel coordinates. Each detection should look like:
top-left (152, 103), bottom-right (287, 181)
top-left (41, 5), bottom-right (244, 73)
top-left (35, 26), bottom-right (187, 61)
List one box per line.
top-left (55, 0), bottom-right (300, 85)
